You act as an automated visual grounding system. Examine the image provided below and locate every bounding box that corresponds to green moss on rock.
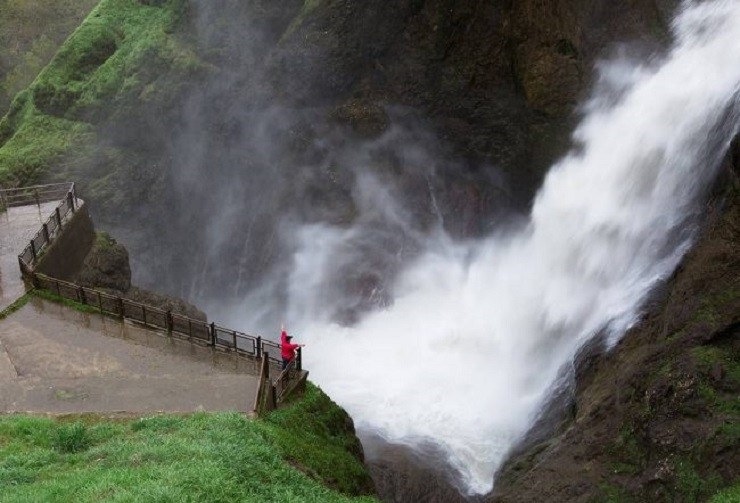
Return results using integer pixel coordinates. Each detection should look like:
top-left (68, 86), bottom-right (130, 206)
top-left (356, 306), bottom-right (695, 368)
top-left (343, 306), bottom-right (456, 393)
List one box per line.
top-left (0, 0), bottom-right (199, 186)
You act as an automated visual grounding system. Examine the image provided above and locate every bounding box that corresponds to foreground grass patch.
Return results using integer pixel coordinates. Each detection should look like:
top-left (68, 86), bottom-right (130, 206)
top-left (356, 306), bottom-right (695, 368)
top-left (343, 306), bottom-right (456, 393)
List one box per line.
top-left (261, 383), bottom-right (375, 495)
top-left (0, 410), bottom-right (378, 502)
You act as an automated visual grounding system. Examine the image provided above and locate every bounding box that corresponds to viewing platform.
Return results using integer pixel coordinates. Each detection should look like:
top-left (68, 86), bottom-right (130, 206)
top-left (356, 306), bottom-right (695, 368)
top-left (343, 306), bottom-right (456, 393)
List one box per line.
top-left (0, 183), bottom-right (304, 415)
top-left (0, 201), bottom-right (57, 311)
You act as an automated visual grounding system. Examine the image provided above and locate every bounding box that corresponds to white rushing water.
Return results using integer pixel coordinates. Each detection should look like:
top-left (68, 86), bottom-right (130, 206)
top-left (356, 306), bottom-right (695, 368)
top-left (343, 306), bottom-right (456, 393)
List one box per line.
top-left (272, 0), bottom-right (740, 495)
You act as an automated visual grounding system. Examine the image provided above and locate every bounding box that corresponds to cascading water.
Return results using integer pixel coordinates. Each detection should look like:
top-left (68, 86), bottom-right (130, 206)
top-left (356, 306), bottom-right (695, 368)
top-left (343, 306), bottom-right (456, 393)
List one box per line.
top-left (272, 0), bottom-right (740, 495)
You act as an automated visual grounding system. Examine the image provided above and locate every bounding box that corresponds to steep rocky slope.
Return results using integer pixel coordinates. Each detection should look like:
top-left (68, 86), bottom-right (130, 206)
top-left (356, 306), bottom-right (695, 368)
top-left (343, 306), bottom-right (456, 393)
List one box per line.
top-left (0, 0), bottom-right (98, 114)
top-left (0, 0), bottom-right (679, 306)
top-left (492, 145), bottom-right (740, 502)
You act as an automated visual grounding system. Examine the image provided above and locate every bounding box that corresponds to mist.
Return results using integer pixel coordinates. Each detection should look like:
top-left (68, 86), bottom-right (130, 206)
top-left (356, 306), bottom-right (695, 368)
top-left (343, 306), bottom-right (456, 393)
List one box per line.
top-left (209, 0), bottom-right (740, 495)
top-left (97, 0), bottom-right (740, 497)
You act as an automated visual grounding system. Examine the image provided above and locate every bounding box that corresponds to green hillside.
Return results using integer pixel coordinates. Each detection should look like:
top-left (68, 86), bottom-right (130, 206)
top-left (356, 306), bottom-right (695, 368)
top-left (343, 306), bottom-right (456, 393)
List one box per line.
top-left (0, 0), bottom-right (99, 116)
top-left (0, 0), bottom-right (198, 186)
top-left (0, 384), bottom-right (377, 502)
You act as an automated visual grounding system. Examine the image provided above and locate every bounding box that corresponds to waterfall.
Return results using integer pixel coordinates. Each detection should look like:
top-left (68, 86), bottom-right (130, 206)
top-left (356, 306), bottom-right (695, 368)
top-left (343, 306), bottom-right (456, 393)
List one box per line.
top-left (279, 0), bottom-right (740, 495)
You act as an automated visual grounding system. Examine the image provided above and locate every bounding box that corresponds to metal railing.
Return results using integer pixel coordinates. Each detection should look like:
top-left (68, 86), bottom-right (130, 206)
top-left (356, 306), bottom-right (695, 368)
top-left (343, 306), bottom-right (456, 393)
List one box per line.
top-left (14, 183), bottom-right (78, 275)
top-left (253, 350), bottom-right (306, 416)
top-left (31, 272), bottom-right (288, 363)
top-left (274, 353), bottom-right (302, 402)
top-left (1, 182), bottom-right (75, 210)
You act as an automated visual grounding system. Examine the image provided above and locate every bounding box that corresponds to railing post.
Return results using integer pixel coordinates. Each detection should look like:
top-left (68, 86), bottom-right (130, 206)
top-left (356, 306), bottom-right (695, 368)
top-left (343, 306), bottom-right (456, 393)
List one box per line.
top-left (31, 272), bottom-right (40, 289)
top-left (30, 240), bottom-right (37, 260)
top-left (256, 336), bottom-right (262, 359)
top-left (296, 347), bottom-right (302, 372)
top-left (55, 207), bottom-right (62, 228)
top-left (210, 322), bottom-right (216, 346)
top-left (166, 310), bottom-right (173, 333)
top-left (117, 297), bottom-right (124, 319)
top-left (263, 352), bottom-right (270, 379)
top-left (67, 191), bottom-right (75, 213)
top-left (78, 286), bottom-right (86, 304)
top-left (42, 223), bottom-right (50, 244)
top-left (142, 305), bottom-right (147, 326)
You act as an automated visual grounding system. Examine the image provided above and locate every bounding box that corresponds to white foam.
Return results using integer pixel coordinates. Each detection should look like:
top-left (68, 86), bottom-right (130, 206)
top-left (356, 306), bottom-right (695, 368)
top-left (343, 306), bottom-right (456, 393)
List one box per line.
top-left (252, 0), bottom-right (740, 495)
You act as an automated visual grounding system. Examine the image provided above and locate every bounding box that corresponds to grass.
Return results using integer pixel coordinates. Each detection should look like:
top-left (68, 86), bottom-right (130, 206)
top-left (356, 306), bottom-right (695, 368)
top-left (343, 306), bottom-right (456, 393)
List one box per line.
top-left (0, 406), bottom-right (378, 502)
top-left (674, 457), bottom-right (722, 503)
top-left (260, 383), bottom-right (375, 495)
top-left (0, 0), bottom-right (201, 186)
top-left (691, 343), bottom-right (740, 415)
top-left (30, 288), bottom-right (100, 315)
top-left (0, 0), bottom-right (99, 114)
top-left (0, 293), bottom-right (31, 320)
top-left (710, 482), bottom-right (740, 503)
top-left (94, 231), bottom-right (117, 250)
top-left (596, 482), bottom-right (633, 503)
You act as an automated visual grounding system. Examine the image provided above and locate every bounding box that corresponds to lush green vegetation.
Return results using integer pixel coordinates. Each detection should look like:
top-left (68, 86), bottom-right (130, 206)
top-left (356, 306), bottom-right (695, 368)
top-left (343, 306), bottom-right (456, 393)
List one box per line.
top-left (261, 383), bottom-right (375, 495)
top-left (0, 293), bottom-right (31, 319)
top-left (711, 482), bottom-right (740, 503)
top-left (0, 0), bottom-right (200, 186)
top-left (0, 0), bottom-right (99, 115)
top-left (31, 288), bottom-right (101, 315)
top-left (0, 388), bottom-right (377, 502)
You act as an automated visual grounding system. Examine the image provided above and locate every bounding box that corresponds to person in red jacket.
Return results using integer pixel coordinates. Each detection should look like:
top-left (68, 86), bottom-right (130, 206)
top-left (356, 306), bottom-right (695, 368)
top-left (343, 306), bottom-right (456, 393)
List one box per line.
top-left (280, 323), bottom-right (304, 370)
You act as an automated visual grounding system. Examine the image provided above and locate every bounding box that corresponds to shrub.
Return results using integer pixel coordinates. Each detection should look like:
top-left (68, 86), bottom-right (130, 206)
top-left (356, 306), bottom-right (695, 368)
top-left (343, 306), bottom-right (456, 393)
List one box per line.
top-left (52, 422), bottom-right (91, 453)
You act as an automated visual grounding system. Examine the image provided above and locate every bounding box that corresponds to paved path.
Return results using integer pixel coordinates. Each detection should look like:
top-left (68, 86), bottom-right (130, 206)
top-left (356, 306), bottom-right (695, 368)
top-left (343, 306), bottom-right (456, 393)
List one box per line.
top-left (0, 202), bottom-right (57, 311)
top-left (0, 298), bottom-right (258, 414)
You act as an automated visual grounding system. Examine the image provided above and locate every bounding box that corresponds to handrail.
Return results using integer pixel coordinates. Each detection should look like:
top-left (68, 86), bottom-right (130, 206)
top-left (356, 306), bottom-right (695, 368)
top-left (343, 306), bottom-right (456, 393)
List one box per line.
top-left (253, 352), bottom-right (276, 416)
top-left (15, 182), bottom-right (77, 273)
top-left (31, 272), bottom-right (287, 362)
top-left (273, 347), bottom-right (305, 403)
top-left (1, 182), bottom-right (76, 210)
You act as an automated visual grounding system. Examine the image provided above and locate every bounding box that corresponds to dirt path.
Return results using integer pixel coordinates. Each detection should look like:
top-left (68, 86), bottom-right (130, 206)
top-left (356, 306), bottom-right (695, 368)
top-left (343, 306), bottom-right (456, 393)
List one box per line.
top-left (0, 298), bottom-right (258, 414)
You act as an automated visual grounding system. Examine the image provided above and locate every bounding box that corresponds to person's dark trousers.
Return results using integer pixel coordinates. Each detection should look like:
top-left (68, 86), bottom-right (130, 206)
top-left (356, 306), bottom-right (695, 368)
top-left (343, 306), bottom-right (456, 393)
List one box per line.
top-left (282, 358), bottom-right (290, 370)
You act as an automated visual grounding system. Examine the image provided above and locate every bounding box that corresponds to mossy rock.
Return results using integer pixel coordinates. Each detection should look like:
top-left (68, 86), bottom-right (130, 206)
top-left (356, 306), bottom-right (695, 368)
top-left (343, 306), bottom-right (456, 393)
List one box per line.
top-left (76, 231), bottom-right (131, 292)
top-left (331, 99), bottom-right (389, 138)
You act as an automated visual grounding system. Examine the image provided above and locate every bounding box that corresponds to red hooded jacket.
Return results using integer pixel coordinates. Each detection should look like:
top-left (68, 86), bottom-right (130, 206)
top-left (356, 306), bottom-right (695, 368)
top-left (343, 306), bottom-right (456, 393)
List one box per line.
top-left (280, 330), bottom-right (299, 360)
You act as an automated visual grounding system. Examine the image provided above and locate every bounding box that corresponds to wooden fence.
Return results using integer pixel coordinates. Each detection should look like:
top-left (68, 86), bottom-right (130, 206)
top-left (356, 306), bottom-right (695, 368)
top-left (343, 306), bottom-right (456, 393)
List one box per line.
top-left (12, 182), bottom-right (306, 409)
top-left (253, 352), bottom-right (305, 416)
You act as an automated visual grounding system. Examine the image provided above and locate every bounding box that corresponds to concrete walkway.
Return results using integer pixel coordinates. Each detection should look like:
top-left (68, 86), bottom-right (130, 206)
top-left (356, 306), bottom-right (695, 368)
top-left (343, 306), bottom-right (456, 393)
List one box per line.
top-left (0, 202), bottom-right (57, 311)
top-left (0, 298), bottom-right (258, 414)
top-left (0, 201), bottom-right (259, 415)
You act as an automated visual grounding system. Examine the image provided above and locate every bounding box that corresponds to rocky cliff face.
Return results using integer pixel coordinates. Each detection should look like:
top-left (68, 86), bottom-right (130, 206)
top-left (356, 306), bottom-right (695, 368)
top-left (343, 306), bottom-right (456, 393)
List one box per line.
top-left (491, 144), bottom-right (740, 502)
top-left (5, 1), bottom-right (739, 501)
top-left (0, 0), bottom-right (98, 114)
top-left (0, 0), bottom-right (677, 305)
top-left (76, 231), bottom-right (207, 320)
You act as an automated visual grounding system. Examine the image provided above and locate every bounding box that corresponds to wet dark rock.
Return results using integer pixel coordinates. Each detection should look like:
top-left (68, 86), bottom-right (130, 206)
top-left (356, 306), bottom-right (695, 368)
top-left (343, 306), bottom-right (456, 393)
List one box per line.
top-left (331, 99), bottom-right (390, 139)
top-left (76, 232), bottom-right (206, 321)
top-left (489, 150), bottom-right (740, 502)
top-left (124, 286), bottom-right (207, 321)
top-left (77, 232), bottom-right (131, 292)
